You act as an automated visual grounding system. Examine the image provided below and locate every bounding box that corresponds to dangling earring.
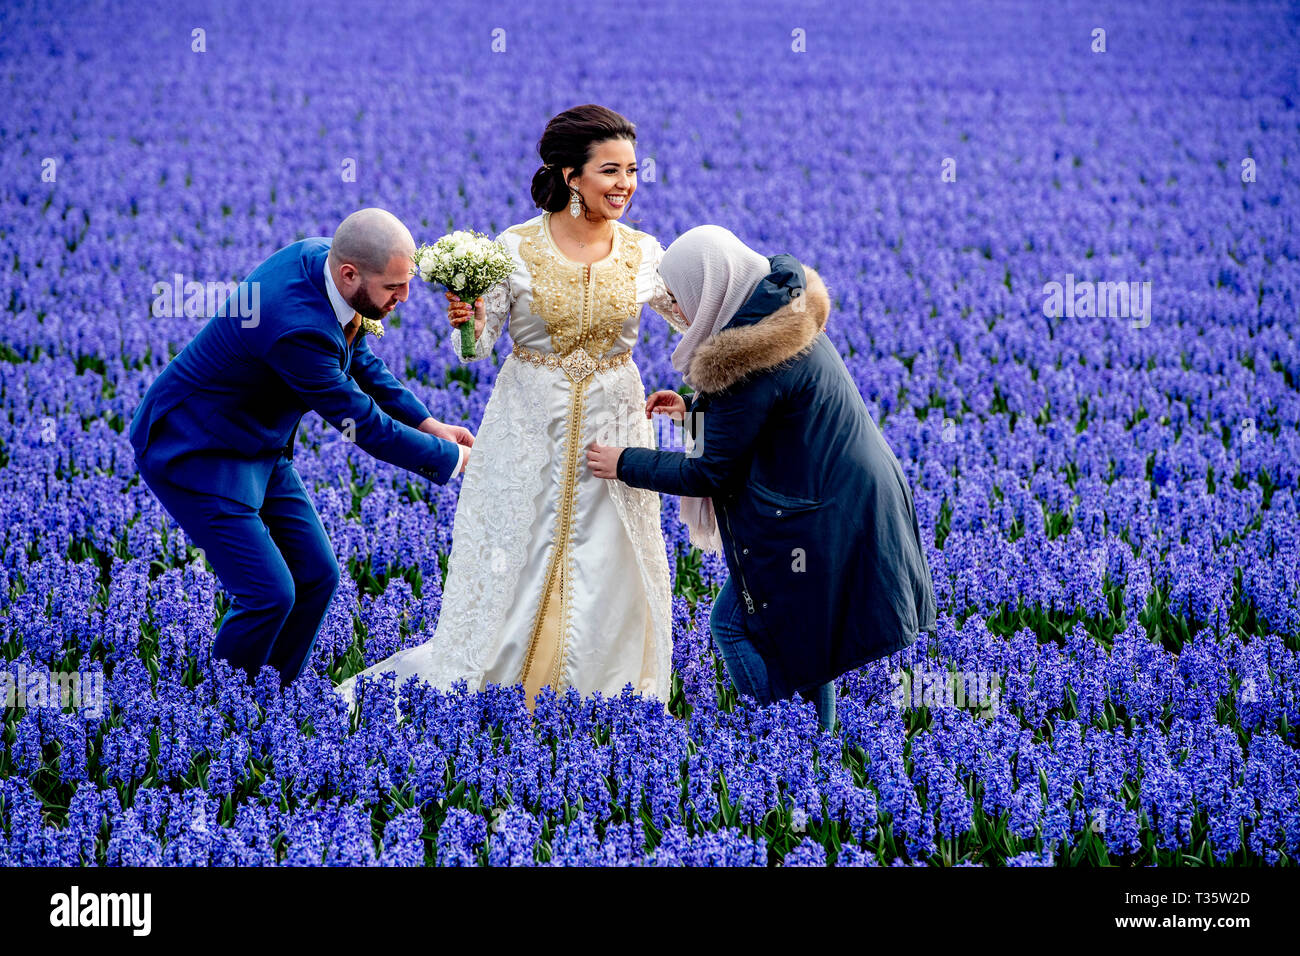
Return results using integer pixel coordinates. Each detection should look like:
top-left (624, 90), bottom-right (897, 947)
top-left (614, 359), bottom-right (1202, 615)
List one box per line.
top-left (569, 186), bottom-right (582, 219)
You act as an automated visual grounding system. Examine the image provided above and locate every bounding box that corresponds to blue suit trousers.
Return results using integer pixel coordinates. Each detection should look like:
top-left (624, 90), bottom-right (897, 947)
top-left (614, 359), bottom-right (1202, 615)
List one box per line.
top-left (136, 451), bottom-right (340, 688)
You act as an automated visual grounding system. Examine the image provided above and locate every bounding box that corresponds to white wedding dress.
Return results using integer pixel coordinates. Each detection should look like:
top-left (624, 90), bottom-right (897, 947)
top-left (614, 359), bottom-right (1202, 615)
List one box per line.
top-left (336, 211), bottom-right (686, 713)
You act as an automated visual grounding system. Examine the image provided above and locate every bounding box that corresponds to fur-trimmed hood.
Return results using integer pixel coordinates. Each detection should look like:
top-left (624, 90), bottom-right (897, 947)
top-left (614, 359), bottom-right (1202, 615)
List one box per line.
top-left (686, 263), bottom-right (830, 394)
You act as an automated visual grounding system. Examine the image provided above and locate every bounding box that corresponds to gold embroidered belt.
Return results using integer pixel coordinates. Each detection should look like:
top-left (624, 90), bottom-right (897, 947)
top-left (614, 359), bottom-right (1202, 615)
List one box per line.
top-left (510, 343), bottom-right (631, 384)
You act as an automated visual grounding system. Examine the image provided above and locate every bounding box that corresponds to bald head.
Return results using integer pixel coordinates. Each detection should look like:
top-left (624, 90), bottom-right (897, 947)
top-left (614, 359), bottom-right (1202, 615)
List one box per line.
top-left (329, 208), bottom-right (415, 274)
top-left (329, 208), bottom-right (417, 320)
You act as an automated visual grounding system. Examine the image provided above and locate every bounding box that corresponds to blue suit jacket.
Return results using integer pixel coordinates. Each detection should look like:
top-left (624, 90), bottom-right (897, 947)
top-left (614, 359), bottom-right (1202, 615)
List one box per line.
top-left (129, 238), bottom-right (461, 507)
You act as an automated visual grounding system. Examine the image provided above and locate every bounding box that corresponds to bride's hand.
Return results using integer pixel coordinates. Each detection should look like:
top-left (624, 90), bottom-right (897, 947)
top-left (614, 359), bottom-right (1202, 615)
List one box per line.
top-left (446, 291), bottom-right (485, 340)
top-left (645, 390), bottom-right (687, 422)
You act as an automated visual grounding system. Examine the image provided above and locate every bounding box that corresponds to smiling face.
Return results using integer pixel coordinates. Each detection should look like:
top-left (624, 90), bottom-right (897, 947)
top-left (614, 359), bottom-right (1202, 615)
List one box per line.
top-left (566, 137), bottom-right (637, 220)
top-left (338, 251), bottom-right (413, 320)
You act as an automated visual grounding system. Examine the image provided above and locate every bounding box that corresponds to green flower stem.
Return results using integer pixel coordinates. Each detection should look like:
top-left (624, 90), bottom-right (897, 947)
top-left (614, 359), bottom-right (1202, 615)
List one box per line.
top-left (455, 287), bottom-right (490, 359)
top-left (459, 315), bottom-right (476, 358)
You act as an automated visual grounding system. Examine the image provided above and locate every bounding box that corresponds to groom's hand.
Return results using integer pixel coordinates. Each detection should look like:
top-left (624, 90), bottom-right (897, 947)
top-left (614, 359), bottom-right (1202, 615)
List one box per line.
top-left (419, 417), bottom-right (475, 447)
top-left (586, 440), bottom-right (624, 480)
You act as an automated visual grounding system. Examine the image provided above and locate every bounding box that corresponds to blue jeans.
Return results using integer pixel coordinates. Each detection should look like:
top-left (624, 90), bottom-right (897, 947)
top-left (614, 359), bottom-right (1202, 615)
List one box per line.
top-left (708, 577), bottom-right (836, 733)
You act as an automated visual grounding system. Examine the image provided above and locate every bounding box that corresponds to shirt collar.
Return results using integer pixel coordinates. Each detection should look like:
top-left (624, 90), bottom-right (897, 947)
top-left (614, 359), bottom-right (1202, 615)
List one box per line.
top-left (322, 258), bottom-right (355, 326)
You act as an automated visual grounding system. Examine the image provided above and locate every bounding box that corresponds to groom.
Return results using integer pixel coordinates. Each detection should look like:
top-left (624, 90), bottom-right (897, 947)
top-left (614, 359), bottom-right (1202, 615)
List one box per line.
top-left (130, 208), bottom-right (472, 688)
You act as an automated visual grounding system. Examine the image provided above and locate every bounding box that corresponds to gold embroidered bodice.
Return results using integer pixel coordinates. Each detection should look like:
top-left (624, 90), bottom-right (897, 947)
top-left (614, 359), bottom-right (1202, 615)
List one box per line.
top-left (511, 213), bottom-right (645, 359)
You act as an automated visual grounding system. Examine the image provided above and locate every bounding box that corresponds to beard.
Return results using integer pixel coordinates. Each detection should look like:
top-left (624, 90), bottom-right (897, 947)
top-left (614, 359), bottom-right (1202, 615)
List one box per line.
top-left (347, 282), bottom-right (388, 321)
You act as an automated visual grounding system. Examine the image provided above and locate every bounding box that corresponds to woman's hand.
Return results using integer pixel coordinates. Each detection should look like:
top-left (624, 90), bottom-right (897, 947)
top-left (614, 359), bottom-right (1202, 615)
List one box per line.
top-left (446, 291), bottom-right (486, 340)
top-left (644, 390), bottom-right (687, 422)
top-left (586, 441), bottom-right (624, 480)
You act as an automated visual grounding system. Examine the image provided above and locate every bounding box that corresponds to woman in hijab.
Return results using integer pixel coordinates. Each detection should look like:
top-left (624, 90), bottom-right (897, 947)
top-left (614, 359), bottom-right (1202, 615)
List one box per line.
top-left (587, 225), bottom-right (937, 733)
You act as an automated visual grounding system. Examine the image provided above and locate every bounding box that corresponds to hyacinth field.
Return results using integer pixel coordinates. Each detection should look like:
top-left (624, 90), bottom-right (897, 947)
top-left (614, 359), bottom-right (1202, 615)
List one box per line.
top-left (1, 0), bottom-right (1298, 868)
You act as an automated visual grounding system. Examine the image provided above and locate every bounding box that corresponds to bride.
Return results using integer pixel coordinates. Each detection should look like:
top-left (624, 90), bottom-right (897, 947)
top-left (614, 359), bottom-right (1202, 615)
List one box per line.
top-left (337, 105), bottom-right (686, 714)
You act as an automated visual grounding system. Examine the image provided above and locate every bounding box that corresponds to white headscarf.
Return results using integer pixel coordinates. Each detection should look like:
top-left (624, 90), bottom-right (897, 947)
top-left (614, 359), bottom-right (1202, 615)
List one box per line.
top-left (658, 225), bottom-right (772, 555)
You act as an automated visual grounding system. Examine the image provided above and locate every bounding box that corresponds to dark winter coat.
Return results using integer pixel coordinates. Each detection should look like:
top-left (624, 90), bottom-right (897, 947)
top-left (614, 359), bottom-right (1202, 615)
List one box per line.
top-left (618, 255), bottom-right (937, 699)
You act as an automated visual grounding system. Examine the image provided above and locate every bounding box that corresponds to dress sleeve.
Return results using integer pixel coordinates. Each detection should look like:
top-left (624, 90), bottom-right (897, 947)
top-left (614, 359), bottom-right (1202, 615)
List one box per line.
top-left (452, 234), bottom-right (515, 362)
top-left (646, 238), bottom-right (689, 334)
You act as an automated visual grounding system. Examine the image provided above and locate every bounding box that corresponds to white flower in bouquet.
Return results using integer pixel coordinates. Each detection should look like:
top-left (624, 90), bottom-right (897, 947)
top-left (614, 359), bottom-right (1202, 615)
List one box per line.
top-left (413, 229), bottom-right (514, 358)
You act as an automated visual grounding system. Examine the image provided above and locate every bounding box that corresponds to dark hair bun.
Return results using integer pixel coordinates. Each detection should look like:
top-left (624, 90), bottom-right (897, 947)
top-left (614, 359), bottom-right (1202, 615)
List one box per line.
top-left (530, 164), bottom-right (562, 211)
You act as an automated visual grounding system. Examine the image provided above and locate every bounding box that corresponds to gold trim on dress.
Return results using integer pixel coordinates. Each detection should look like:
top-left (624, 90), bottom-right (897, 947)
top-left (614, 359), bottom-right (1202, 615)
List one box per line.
top-left (513, 213), bottom-right (650, 702)
top-left (518, 375), bottom-right (588, 698)
top-left (510, 342), bottom-right (631, 383)
top-left (551, 376), bottom-right (587, 689)
top-left (516, 213), bottom-right (645, 358)
top-left (542, 210), bottom-right (619, 268)
top-left (521, 540), bottom-right (565, 708)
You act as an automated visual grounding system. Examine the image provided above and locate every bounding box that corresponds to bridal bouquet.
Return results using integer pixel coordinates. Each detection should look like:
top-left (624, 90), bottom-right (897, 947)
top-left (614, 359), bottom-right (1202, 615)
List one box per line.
top-left (413, 230), bottom-right (514, 358)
